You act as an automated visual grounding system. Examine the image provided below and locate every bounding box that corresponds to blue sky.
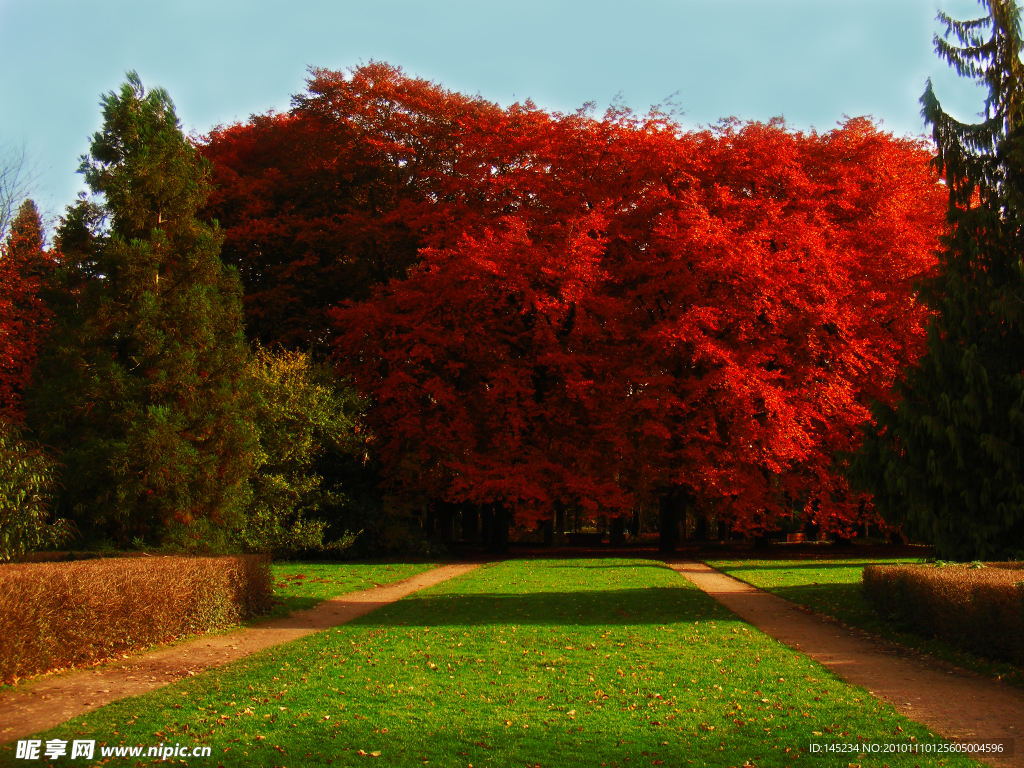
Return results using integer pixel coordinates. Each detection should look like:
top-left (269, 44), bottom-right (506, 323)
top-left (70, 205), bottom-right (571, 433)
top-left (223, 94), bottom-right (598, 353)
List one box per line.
top-left (0, 0), bottom-right (987, 226)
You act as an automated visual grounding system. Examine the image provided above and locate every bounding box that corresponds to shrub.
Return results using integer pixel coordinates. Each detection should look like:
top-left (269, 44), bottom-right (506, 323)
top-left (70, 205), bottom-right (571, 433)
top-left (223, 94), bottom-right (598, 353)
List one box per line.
top-left (0, 554), bottom-right (272, 684)
top-left (240, 346), bottom-right (365, 557)
top-left (863, 562), bottom-right (1024, 665)
top-left (0, 420), bottom-right (74, 562)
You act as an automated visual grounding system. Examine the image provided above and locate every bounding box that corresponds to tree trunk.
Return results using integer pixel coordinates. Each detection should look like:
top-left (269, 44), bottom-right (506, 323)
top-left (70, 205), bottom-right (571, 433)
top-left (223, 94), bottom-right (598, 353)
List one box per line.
top-left (542, 518), bottom-right (554, 546)
top-left (462, 504), bottom-right (480, 543)
top-left (609, 515), bottom-right (626, 545)
top-left (435, 501), bottom-right (455, 543)
top-left (480, 504), bottom-right (494, 546)
top-left (695, 512), bottom-right (709, 542)
top-left (659, 487), bottom-right (683, 553)
top-left (803, 518), bottom-right (819, 542)
top-left (488, 503), bottom-right (509, 553)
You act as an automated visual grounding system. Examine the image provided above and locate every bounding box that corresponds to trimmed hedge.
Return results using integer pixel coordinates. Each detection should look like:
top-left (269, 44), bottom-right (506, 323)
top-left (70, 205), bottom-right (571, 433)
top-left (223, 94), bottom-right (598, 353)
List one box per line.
top-left (0, 554), bottom-right (273, 684)
top-left (863, 562), bottom-right (1024, 665)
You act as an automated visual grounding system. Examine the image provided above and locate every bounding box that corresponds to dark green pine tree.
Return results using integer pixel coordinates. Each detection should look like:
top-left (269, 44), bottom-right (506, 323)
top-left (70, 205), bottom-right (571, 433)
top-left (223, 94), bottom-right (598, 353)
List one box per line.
top-left (28, 73), bottom-right (259, 547)
top-left (851, 0), bottom-right (1024, 560)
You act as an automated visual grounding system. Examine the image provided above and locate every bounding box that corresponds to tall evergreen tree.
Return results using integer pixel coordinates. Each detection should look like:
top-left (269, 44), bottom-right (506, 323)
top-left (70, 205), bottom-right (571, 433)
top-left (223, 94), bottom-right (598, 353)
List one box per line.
top-left (0, 199), bottom-right (51, 420)
top-left (28, 73), bottom-right (258, 546)
top-left (851, 0), bottom-right (1024, 559)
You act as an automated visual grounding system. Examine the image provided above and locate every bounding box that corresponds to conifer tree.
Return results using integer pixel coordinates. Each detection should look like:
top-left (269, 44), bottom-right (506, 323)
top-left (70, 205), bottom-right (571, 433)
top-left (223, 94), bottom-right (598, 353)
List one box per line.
top-left (851, 0), bottom-right (1024, 559)
top-left (28, 73), bottom-right (258, 546)
top-left (0, 199), bottom-right (51, 420)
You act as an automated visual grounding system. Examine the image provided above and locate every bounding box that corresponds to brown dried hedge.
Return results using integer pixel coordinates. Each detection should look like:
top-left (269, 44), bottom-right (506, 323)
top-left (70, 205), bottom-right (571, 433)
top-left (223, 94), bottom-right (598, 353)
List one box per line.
top-left (863, 562), bottom-right (1024, 665)
top-left (0, 554), bottom-right (273, 684)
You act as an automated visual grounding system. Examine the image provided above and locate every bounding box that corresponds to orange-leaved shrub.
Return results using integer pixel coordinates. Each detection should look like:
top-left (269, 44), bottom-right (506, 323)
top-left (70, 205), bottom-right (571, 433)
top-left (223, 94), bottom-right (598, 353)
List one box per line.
top-left (0, 554), bottom-right (272, 684)
top-left (863, 563), bottom-right (1024, 664)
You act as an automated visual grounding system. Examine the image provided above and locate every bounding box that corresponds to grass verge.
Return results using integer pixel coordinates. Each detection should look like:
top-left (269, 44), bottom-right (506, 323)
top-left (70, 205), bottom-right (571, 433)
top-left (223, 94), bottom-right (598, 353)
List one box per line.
top-left (0, 562), bottom-right (436, 692)
top-left (0, 558), bottom-right (983, 767)
top-left (269, 562), bottom-right (438, 617)
top-left (706, 557), bottom-right (1024, 688)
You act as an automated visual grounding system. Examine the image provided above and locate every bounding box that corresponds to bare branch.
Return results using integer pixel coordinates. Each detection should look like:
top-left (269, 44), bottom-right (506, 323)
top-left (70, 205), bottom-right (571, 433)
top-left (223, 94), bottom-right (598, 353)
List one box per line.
top-left (0, 141), bottom-right (41, 239)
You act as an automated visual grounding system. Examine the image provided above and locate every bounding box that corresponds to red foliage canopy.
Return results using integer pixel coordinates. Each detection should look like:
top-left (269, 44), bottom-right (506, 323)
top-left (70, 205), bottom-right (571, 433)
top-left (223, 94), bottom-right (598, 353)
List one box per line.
top-left (616, 118), bottom-right (944, 535)
top-left (201, 62), bottom-right (503, 350)
top-left (204, 64), bottom-right (945, 535)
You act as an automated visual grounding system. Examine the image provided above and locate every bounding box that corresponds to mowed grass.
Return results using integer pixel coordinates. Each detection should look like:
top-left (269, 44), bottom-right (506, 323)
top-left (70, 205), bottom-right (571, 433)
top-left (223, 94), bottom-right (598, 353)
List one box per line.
top-left (704, 559), bottom-right (911, 629)
top-left (0, 559), bottom-right (982, 768)
top-left (707, 558), bottom-right (1024, 687)
top-left (270, 562), bottom-right (437, 616)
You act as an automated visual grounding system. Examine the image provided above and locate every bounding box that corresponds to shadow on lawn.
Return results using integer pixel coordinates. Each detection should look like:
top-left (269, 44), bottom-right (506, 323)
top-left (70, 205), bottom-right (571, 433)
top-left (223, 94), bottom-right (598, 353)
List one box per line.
top-left (767, 581), bottom-right (866, 602)
top-left (544, 563), bottom-right (671, 570)
top-left (349, 586), bottom-right (729, 628)
top-left (713, 560), bottom-right (906, 572)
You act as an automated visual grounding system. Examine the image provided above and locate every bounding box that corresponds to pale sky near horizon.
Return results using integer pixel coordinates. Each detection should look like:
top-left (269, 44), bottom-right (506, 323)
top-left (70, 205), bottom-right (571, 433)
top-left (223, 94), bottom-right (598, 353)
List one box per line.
top-left (0, 0), bottom-right (990, 229)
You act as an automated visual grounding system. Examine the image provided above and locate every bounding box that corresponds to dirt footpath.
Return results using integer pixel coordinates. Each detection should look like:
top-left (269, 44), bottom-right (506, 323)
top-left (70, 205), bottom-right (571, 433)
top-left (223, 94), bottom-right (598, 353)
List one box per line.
top-left (670, 562), bottom-right (1023, 767)
top-left (0, 563), bottom-right (479, 743)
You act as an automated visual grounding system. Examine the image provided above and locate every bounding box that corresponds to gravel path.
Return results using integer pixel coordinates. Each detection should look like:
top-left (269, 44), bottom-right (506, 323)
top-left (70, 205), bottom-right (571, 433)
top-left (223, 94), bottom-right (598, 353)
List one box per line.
top-left (0, 563), bottom-right (479, 743)
top-left (669, 561), bottom-right (1022, 767)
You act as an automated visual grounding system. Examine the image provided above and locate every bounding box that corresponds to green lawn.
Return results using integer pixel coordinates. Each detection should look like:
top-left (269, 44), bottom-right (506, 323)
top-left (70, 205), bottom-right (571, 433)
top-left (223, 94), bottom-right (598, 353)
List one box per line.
top-left (706, 557), bottom-right (1024, 687)
top-left (0, 559), bottom-right (982, 767)
top-left (703, 558), bottom-right (910, 629)
top-left (270, 562), bottom-right (438, 616)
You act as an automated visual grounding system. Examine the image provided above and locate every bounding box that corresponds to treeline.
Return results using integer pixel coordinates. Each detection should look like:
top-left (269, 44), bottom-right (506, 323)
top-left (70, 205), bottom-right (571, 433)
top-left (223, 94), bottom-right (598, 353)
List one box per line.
top-left (201, 63), bottom-right (945, 549)
top-left (1, 64), bottom-right (946, 558)
top-left (1, 76), bottom-right (370, 559)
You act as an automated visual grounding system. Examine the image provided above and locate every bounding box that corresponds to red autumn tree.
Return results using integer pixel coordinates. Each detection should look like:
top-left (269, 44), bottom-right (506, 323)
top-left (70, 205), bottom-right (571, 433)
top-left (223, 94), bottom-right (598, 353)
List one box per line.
top-left (200, 62), bottom-right (504, 351)
top-left (328, 101), bottom-right (663, 529)
top-left (333, 113), bottom-right (944, 545)
top-left (333, 215), bottom-right (626, 520)
top-left (0, 200), bottom-right (51, 421)
top-left (617, 118), bottom-right (944, 543)
top-left (201, 62), bottom-right (944, 545)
